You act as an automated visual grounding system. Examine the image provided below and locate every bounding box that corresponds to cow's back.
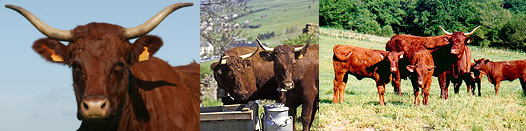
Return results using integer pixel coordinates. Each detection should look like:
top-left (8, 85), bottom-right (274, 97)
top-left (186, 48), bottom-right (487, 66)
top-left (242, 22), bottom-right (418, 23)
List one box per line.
top-left (333, 44), bottom-right (387, 77)
top-left (173, 62), bottom-right (200, 102)
top-left (126, 57), bottom-right (199, 130)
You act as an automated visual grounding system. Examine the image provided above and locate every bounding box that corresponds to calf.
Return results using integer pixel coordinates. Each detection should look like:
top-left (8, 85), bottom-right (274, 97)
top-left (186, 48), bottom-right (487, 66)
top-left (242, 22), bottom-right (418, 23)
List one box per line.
top-left (406, 51), bottom-right (435, 105)
top-left (332, 45), bottom-right (402, 105)
top-left (473, 58), bottom-right (526, 95)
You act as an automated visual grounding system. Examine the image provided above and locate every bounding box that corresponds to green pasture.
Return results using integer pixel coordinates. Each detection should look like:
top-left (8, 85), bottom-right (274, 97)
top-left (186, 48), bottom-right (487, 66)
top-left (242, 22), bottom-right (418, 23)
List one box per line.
top-left (237, 0), bottom-right (319, 46)
top-left (316, 28), bottom-right (526, 130)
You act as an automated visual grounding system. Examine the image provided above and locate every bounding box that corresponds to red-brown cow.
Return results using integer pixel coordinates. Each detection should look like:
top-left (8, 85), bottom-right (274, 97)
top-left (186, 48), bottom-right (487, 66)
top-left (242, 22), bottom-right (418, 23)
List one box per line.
top-left (332, 45), bottom-right (402, 105)
top-left (210, 46), bottom-right (281, 104)
top-left (449, 46), bottom-right (480, 96)
top-left (7, 4), bottom-right (199, 130)
top-left (257, 39), bottom-right (319, 131)
top-left (473, 58), bottom-right (526, 95)
top-left (386, 26), bottom-right (480, 99)
top-left (406, 51), bottom-right (435, 105)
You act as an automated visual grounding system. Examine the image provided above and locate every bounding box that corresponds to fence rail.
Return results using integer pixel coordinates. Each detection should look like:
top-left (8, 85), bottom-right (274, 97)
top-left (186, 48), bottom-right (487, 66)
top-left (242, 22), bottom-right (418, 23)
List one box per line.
top-left (320, 29), bottom-right (390, 44)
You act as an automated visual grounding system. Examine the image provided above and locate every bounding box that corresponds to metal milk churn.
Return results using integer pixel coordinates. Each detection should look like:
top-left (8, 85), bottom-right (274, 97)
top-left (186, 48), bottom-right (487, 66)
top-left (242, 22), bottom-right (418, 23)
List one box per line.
top-left (262, 103), bottom-right (293, 131)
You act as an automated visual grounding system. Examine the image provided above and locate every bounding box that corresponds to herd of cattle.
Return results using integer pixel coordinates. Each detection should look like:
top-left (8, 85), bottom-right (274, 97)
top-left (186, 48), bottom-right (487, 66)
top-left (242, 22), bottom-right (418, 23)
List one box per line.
top-left (7, 3), bottom-right (200, 131)
top-left (333, 26), bottom-right (526, 106)
top-left (8, 2), bottom-right (525, 131)
top-left (210, 38), bottom-right (319, 131)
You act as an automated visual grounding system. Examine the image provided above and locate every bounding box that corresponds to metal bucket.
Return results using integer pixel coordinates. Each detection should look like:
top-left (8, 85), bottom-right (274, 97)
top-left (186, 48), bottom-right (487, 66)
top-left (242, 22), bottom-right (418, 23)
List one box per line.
top-left (262, 103), bottom-right (293, 131)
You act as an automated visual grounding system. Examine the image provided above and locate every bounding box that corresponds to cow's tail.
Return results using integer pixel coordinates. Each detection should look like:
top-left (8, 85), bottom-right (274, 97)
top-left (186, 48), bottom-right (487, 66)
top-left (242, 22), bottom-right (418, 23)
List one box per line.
top-left (333, 45), bottom-right (350, 61)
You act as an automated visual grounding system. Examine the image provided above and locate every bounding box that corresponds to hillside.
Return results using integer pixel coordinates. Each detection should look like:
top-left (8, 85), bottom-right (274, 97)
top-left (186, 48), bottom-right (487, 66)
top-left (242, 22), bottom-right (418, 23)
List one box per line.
top-left (236, 0), bottom-right (319, 46)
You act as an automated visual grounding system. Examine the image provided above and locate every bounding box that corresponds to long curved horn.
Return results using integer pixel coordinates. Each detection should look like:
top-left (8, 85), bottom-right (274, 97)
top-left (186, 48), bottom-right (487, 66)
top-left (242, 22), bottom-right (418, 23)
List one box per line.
top-left (294, 36), bottom-right (312, 52)
top-left (123, 3), bottom-right (193, 39)
top-left (439, 26), bottom-right (452, 35)
top-left (5, 4), bottom-right (73, 41)
top-left (240, 45), bottom-right (259, 59)
top-left (256, 38), bottom-right (274, 51)
top-left (464, 25), bottom-right (481, 36)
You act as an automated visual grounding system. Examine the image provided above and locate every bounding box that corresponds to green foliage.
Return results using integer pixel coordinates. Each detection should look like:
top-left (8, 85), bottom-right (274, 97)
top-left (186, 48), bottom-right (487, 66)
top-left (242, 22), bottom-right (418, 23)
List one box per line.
top-left (282, 33), bottom-right (319, 46)
top-left (320, 0), bottom-right (526, 51)
top-left (200, 61), bottom-right (215, 78)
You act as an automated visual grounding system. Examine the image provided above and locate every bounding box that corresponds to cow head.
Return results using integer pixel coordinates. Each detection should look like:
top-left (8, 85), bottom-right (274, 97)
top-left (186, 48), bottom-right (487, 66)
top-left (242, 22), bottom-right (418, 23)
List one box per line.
top-left (257, 38), bottom-right (310, 90)
top-left (6, 3), bottom-right (193, 129)
top-left (439, 26), bottom-right (480, 58)
top-left (210, 48), bottom-right (259, 101)
top-left (387, 51), bottom-right (404, 73)
top-left (406, 64), bottom-right (435, 87)
top-left (473, 58), bottom-right (490, 71)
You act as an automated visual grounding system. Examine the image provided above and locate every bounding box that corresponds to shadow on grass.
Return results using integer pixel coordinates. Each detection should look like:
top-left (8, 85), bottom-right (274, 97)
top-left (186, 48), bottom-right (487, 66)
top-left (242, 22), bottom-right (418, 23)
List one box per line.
top-left (365, 100), bottom-right (409, 106)
top-left (320, 99), bottom-right (333, 104)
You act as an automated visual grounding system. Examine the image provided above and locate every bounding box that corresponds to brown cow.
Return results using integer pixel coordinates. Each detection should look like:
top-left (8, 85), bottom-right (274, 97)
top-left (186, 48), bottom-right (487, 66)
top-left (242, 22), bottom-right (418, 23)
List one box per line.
top-left (386, 26), bottom-right (480, 99)
top-left (449, 46), bottom-right (476, 94)
top-left (332, 45), bottom-right (402, 105)
top-left (257, 39), bottom-right (319, 131)
top-left (173, 61), bottom-right (201, 99)
top-left (7, 4), bottom-right (199, 130)
top-left (406, 51), bottom-right (435, 105)
top-left (473, 58), bottom-right (526, 95)
top-left (210, 46), bottom-right (281, 104)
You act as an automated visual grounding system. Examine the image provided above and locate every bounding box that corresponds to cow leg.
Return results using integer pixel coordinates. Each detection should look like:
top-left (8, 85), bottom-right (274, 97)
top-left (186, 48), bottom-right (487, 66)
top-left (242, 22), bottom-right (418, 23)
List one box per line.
top-left (438, 73), bottom-right (450, 100)
top-left (494, 82), bottom-right (500, 96)
top-left (464, 75), bottom-right (475, 95)
top-left (410, 78), bottom-right (419, 106)
top-left (301, 99), bottom-right (314, 131)
top-left (521, 78), bottom-right (526, 96)
top-left (287, 104), bottom-right (299, 131)
top-left (453, 79), bottom-right (462, 94)
top-left (392, 72), bottom-right (403, 96)
top-left (309, 94), bottom-right (319, 129)
top-left (376, 82), bottom-right (386, 106)
top-left (423, 83), bottom-right (431, 105)
top-left (476, 80), bottom-right (481, 96)
top-left (414, 87), bottom-right (420, 106)
top-left (340, 74), bottom-right (349, 103)
top-left (333, 70), bottom-right (346, 103)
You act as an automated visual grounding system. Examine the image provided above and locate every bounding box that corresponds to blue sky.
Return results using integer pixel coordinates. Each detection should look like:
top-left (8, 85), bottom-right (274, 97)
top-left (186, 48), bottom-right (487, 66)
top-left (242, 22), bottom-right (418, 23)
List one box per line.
top-left (0, 0), bottom-right (199, 130)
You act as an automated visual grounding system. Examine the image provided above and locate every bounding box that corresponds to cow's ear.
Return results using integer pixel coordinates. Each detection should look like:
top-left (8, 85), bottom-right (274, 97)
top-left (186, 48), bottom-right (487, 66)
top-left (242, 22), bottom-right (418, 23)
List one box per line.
top-left (32, 38), bottom-right (68, 64)
top-left (295, 51), bottom-right (307, 59)
top-left (465, 37), bottom-right (473, 44)
top-left (397, 51), bottom-right (404, 59)
top-left (406, 65), bottom-right (416, 72)
top-left (131, 35), bottom-right (163, 64)
top-left (243, 59), bottom-right (252, 68)
top-left (259, 51), bottom-right (274, 61)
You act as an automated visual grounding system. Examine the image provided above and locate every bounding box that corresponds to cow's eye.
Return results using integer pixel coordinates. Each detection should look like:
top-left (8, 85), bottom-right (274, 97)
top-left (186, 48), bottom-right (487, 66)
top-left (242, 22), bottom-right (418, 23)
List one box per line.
top-left (114, 62), bottom-right (125, 72)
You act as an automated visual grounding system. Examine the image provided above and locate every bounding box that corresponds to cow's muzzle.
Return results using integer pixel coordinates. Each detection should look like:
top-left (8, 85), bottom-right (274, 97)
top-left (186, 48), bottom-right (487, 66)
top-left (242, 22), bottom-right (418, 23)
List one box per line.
top-left (450, 49), bottom-right (460, 55)
top-left (283, 81), bottom-right (294, 90)
top-left (390, 67), bottom-right (397, 72)
top-left (80, 96), bottom-right (110, 119)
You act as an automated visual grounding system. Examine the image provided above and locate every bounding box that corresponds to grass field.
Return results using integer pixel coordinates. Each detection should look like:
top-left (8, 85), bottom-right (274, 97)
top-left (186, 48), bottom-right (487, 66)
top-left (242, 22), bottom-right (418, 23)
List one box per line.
top-left (236, 0), bottom-right (319, 46)
top-left (316, 28), bottom-right (526, 130)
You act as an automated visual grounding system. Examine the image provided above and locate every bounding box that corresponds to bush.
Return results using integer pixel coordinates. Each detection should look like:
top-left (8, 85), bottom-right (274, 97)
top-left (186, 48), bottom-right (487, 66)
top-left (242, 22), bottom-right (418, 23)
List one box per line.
top-left (282, 33), bottom-right (319, 46)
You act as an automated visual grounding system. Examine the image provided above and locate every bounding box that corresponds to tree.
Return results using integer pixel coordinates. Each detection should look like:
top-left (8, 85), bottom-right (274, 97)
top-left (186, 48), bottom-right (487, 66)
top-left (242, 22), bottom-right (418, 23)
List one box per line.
top-left (200, 0), bottom-right (248, 55)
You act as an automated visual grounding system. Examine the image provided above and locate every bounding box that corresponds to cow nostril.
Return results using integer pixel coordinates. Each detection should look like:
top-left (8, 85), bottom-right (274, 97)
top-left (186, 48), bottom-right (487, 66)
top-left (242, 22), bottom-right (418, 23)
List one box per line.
top-left (101, 102), bottom-right (106, 109)
top-left (83, 102), bottom-right (89, 110)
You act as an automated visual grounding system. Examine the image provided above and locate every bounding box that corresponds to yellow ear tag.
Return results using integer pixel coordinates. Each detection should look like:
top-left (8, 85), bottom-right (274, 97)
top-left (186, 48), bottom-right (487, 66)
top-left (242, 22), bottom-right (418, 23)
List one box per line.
top-left (298, 54), bottom-right (304, 59)
top-left (50, 50), bottom-right (64, 62)
top-left (138, 47), bottom-right (150, 62)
